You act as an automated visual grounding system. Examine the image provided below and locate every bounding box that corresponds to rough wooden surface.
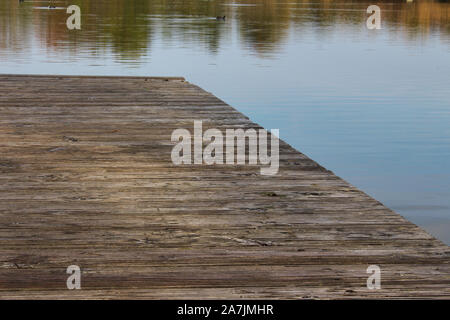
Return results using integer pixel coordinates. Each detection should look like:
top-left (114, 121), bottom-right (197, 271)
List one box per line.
top-left (0, 74), bottom-right (448, 299)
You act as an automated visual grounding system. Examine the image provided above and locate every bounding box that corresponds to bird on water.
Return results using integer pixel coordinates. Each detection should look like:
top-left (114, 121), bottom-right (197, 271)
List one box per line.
top-left (216, 16), bottom-right (226, 20)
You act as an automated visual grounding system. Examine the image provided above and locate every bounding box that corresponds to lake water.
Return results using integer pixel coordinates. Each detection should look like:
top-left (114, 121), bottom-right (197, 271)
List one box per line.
top-left (1, 0), bottom-right (449, 244)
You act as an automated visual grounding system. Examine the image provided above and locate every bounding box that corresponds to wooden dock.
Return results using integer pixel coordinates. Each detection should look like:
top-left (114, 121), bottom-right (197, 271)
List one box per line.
top-left (0, 74), bottom-right (448, 299)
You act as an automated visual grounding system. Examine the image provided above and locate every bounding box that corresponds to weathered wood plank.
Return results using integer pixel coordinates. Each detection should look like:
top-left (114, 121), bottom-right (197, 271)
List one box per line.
top-left (0, 74), bottom-right (448, 299)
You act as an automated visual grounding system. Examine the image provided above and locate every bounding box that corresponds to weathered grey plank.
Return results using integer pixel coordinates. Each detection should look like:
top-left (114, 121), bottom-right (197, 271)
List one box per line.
top-left (0, 74), bottom-right (448, 299)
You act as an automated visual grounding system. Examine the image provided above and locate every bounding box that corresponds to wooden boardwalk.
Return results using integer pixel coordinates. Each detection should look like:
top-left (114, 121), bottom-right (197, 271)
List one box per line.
top-left (0, 74), bottom-right (448, 299)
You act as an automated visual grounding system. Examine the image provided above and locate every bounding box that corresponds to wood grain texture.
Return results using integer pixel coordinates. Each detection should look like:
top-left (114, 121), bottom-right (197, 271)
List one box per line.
top-left (0, 74), bottom-right (448, 299)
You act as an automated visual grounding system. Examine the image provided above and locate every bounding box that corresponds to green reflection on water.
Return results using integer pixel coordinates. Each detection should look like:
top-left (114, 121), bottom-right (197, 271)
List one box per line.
top-left (1, 0), bottom-right (449, 61)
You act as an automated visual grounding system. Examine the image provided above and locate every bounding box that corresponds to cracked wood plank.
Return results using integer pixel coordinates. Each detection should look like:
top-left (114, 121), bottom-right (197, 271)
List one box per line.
top-left (0, 74), bottom-right (448, 299)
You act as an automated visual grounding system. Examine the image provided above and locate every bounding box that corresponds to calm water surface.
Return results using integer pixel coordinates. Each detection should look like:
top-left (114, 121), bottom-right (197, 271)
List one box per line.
top-left (1, 0), bottom-right (449, 244)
